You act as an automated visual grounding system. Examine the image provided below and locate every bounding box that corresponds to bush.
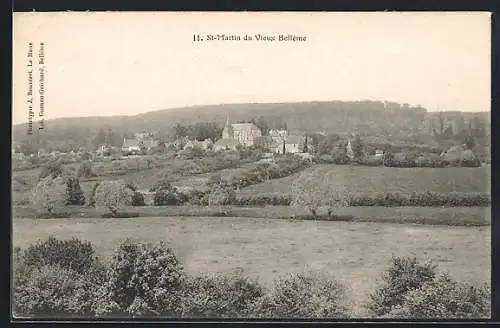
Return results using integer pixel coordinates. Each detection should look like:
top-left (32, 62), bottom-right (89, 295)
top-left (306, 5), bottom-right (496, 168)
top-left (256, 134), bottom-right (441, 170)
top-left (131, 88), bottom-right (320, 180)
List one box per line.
top-left (387, 273), bottom-right (491, 319)
top-left (20, 236), bottom-right (99, 275)
top-left (234, 194), bottom-right (293, 206)
top-left (182, 189), bottom-right (206, 205)
top-left (345, 191), bottom-right (491, 207)
top-left (179, 274), bottom-right (264, 318)
top-left (31, 176), bottom-right (67, 216)
top-left (87, 182), bottom-right (100, 207)
top-left (14, 264), bottom-right (99, 317)
top-left (13, 237), bottom-right (106, 318)
top-left (66, 178), bottom-right (86, 205)
top-left (255, 272), bottom-right (350, 318)
top-left (154, 189), bottom-right (189, 206)
top-left (98, 239), bottom-right (185, 317)
top-left (131, 191), bottom-right (146, 206)
top-left (207, 181), bottom-right (236, 206)
top-left (94, 180), bottom-right (134, 216)
top-left (38, 160), bottom-right (64, 181)
top-left (368, 256), bottom-right (437, 317)
top-left (125, 182), bottom-right (138, 192)
top-left (77, 161), bottom-right (95, 178)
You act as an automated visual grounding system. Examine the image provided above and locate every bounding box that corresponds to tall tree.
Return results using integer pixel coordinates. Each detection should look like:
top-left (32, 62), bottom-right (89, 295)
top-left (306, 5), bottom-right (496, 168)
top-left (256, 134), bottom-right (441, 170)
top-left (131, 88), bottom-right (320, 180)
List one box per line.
top-left (443, 124), bottom-right (454, 138)
top-left (438, 111), bottom-right (445, 137)
top-left (93, 128), bottom-right (107, 149)
top-left (350, 135), bottom-right (363, 160)
top-left (256, 116), bottom-right (269, 136)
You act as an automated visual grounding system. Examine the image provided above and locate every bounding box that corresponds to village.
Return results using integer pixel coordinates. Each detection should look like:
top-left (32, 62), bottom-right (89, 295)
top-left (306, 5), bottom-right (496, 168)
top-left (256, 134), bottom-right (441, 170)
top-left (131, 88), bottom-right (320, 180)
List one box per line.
top-left (12, 114), bottom-right (389, 168)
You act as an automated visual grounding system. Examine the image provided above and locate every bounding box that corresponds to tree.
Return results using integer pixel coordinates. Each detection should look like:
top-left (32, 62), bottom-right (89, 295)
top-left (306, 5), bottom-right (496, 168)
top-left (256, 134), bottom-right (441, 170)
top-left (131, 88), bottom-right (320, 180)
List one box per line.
top-left (207, 180), bottom-right (236, 207)
top-left (77, 161), bottom-right (95, 178)
top-left (443, 124), bottom-right (454, 138)
top-left (465, 135), bottom-right (476, 150)
top-left (150, 179), bottom-right (173, 193)
top-left (31, 176), bottom-right (67, 216)
top-left (173, 124), bottom-right (189, 139)
top-left (438, 111), bottom-right (445, 137)
top-left (382, 151), bottom-right (395, 167)
top-left (38, 160), bottom-right (64, 181)
top-left (302, 134), bottom-right (308, 153)
top-left (66, 178), bottom-right (86, 205)
top-left (291, 170), bottom-right (347, 218)
top-left (255, 116), bottom-right (270, 136)
top-left (94, 180), bottom-right (134, 216)
top-left (93, 128), bottom-right (107, 149)
top-left (350, 135), bottom-right (363, 161)
top-left (87, 182), bottom-right (100, 207)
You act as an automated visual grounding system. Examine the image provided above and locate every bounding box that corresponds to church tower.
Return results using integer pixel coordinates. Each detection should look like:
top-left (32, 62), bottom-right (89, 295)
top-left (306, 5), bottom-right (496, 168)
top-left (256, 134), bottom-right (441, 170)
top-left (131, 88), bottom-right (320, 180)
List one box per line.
top-left (222, 114), bottom-right (234, 139)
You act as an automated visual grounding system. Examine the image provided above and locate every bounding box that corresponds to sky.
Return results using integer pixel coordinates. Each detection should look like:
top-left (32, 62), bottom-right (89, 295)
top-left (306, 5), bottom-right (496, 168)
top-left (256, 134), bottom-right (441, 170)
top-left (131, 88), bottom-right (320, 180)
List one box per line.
top-left (12, 12), bottom-right (491, 125)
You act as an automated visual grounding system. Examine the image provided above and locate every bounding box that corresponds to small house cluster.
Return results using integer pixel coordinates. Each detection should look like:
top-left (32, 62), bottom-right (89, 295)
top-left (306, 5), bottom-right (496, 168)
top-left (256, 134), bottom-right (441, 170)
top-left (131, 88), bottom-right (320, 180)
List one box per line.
top-left (122, 132), bottom-right (158, 154)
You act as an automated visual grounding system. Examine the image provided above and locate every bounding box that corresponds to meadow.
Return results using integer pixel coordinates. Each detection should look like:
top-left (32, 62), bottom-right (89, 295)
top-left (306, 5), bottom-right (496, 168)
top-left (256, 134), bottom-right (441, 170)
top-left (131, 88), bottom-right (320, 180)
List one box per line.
top-left (239, 164), bottom-right (490, 196)
top-left (12, 205), bottom-right (491, 227)
top-left (13, 216), bottom-right (490, 317)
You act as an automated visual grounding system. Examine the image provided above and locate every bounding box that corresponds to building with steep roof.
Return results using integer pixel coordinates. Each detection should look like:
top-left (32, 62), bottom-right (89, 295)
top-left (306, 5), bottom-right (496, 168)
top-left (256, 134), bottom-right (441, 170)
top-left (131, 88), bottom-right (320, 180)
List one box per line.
top-left (216, 114), bottom-right (262, 150)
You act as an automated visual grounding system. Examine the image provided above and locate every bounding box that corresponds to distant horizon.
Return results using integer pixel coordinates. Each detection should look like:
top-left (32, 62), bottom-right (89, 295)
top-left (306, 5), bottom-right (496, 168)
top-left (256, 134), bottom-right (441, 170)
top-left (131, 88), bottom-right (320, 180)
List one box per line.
top-left (12, 98), bottom-right (491, 126)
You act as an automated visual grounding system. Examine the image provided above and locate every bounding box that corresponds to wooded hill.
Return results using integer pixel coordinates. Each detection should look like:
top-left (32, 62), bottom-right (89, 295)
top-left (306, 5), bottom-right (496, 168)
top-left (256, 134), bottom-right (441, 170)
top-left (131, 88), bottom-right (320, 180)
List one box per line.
top-left (12, 100), bottom-right (489, 152)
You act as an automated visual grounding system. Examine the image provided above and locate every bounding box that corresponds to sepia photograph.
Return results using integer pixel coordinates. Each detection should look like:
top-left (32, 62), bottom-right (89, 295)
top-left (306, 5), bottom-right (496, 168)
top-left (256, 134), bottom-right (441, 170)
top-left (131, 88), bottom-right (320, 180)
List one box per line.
top-left (11, 12), bottom-right (491, 320)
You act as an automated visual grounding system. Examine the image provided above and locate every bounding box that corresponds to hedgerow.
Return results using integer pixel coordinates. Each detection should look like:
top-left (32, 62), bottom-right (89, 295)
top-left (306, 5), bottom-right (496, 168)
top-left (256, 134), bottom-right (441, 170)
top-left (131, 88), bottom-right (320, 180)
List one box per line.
top-left (231, 191), bottom-right (490, 207)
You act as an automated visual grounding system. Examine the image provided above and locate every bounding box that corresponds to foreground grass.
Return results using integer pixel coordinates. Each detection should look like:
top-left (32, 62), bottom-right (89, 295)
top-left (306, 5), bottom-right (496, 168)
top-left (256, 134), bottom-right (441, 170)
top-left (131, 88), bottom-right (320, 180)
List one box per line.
top-left (13, 216), bottom-right (490, 317)
top-left (13, 205), bottom-right (491, 227)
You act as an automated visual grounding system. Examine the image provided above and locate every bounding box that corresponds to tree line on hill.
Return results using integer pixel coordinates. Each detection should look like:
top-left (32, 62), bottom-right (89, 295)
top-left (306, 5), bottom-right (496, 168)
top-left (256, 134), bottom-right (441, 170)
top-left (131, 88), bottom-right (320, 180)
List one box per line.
top-left (13, 100), bottom-right (489, 155)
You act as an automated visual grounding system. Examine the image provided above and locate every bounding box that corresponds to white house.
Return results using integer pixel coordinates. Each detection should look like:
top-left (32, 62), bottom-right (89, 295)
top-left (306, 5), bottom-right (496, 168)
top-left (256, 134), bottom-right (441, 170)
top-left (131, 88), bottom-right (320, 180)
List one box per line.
top-left (122, 138), bottom-right (141, 153)
top-left (374, 149), bottom-right (384, 158)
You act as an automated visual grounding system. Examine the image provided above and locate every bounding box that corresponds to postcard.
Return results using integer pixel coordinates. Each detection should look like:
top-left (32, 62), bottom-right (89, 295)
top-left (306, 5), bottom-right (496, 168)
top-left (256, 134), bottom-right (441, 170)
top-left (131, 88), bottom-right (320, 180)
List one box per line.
top-left (11, 11), bottom-right (491, 320)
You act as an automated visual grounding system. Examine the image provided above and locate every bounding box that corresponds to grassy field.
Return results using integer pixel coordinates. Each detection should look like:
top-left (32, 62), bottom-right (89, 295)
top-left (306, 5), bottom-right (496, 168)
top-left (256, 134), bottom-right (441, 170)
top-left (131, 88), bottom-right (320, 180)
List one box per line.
top-left (13, 216), bottom-right (491, 316)
top-left (12, 205), bottom-right (491, 226)
top-left (240, 164), bottom-right (490, 196)
top-left (12, 158), bottom-right (260, 203)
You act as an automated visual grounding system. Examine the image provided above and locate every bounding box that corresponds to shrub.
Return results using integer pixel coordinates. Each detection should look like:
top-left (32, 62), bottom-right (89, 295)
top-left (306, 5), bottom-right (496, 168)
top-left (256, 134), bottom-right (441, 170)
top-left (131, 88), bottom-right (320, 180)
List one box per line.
top-left (13, 264), bottom-right (99, 317)
top-left (255, 271), bottom-right (350, 318)
top-left (87, 182), bottom-right (100, 207)
top-left (77, 161), bottom-right (95, 178)
top-left (38, 160), bottom-right (64, 181)
top-left (150, 179), bottom-right (172, 193)
top-left (65, 178), bottom-right (86, 205)
top-left (98, 239), bottom-right (185, 317)
top-left (13, 237), bottom-right (106, 317)
top-left (345, 191), bottom-right (491, 207)
top-left (179, 274), bottom-right (264, 318)
top-left (368, 256), bottom-right (437, 317)
top-left (20, 236), bottom-right (99, 275)
top-left (94, 180), bottom-right (134, 216)
top-left (387, 273), bottom-right (491, 319)
top-left (31, 176), bottom-right (67, 216)
top-left (182, 189), bottom-right (206, 205)
top-left (234, 194), bottom-right (293, 206)
top-left (207, 181), bottom-right (236, 206)
top-left (153, 187), bottom-right (188, 206)
top-left (125, 182), bottom-right (138, 192)
top-left (131, 191), bottom-right (146, 206)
